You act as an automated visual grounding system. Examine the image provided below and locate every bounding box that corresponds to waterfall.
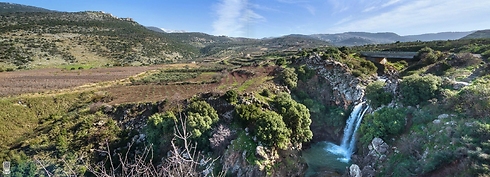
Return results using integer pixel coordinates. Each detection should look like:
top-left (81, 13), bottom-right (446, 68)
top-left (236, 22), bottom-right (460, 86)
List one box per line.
top-left (325, 102), bottom-right (369, 163)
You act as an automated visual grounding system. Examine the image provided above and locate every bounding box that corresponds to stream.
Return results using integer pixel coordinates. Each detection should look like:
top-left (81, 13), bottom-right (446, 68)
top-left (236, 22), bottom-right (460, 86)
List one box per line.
top-left (302, 102), bottom-right (369, 176)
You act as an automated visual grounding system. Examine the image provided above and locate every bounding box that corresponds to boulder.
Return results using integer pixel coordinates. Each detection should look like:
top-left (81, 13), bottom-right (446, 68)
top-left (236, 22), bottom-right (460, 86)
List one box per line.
top-left (369, 137), bottom-right (389, 154)
top-left (362, 165), bottom-right (376, 177)
top-left (437, 114), bottom-right (449, 119)
top-left (349, 164), bottom-right (362, 177)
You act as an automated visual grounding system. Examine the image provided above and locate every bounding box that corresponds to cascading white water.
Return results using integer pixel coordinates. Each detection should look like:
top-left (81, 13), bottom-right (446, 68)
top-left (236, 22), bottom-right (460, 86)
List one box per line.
top-left (325, 102), bottom-right (369, 163)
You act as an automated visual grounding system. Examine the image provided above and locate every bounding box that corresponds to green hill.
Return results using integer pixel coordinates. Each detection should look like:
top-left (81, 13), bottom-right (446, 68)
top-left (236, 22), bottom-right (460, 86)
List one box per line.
top-left (461, 29), bottom-right (490, 39)
top-left (0, 8), bottom-right (200, 69)
top-left (0, 2), bottom-right (54, 13)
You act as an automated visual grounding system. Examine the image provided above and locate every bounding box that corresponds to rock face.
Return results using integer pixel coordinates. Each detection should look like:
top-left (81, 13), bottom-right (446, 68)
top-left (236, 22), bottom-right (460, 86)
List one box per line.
top-left (222, 141), bottom-right (264, 177)
top-left (357, 137), bottom-right (391, 177)
top-left (349, 164), bottom-right (362, 177)
top-left (301, 54), bottom-right (365, 109)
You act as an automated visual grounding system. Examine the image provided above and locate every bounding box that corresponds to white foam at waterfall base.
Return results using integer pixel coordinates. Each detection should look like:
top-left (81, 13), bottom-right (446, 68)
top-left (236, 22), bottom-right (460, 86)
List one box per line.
top-left (325, 102), bottom-right (369, 163)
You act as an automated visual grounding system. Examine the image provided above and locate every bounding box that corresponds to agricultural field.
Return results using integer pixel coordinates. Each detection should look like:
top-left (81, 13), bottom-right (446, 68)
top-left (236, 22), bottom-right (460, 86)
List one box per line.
top-left (0, 60), bottom-right (276, 105)
top-left (104, 65), bottom-right (276, 104)
top-left (0, 63), bottom-right (198, 97)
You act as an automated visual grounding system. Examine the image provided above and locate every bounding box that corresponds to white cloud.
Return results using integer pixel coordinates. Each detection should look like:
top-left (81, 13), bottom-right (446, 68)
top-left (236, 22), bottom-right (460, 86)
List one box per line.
top-left (212, 0), bottom-right (265, 37)
top-left (327, 0), bottom-right (350, 14)
top-left (304, 4), bottom-right (316, 15)
top-left (276, 0), bottom-right (310, 3)
top-left (362, 6), bottom-right (376, 12)
top-left (327, 0), bottom-right (490, 34)
top-left (381, 0), bottom-right (402, 8)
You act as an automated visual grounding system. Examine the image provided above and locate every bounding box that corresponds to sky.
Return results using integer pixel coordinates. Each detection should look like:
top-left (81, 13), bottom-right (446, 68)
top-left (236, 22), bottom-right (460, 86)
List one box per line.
top-left (4, 0), bottom-right (490, 38)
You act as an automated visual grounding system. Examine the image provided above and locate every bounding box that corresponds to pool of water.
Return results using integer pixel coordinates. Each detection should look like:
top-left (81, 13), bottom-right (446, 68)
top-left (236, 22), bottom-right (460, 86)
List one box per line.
top-left (302, 141), bottom-right (351, 177)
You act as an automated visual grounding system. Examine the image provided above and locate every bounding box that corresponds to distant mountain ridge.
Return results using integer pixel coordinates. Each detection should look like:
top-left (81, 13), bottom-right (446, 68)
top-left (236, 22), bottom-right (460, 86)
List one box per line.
top-left (309, 32), bottom-right (406, 46)
top-left (461, 29), bottom-right (490, 39)
top-left (307, 31), bottom-right (477, 46)
top-left (404, 31), bottom-right (474, 41)
top-left (0, 2), bottom-right (54, 13)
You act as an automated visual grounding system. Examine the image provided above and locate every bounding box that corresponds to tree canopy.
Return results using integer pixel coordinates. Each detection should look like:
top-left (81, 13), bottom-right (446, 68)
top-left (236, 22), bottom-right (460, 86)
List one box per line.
top-left (186, 100), bottom-right (219, 138)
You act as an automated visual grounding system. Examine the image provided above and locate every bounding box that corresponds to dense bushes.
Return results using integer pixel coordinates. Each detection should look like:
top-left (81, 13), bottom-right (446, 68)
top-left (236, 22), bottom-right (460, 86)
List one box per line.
top-left (255, 110), bottom-right (291, 149)
top-left (296, 64), bottom-right (315, 82)
top-left (273, 93), bottom-right (313, 146)
top-left (280, 67), bottom-right (298, 89)
top-left (145, 111), bottom-right (177, 146)
top-left (365, 81), bottom-right (393, 108)
top-left (235, 104), bottom-right (291, 149)
top-left (451, 83), bottom-right (490, 118)
top-left (186, 101), bottom-right (219, 138)
top-left (416, 47), bottom-right (442, 65)
top-left (234, 93), bottom-right (313, 149)
top-left (359, 107), bottom-right (406, 145)
top-left (223, 89), bottom-right (238, 103)
top-left (399, 74), bottom-right (441, 106)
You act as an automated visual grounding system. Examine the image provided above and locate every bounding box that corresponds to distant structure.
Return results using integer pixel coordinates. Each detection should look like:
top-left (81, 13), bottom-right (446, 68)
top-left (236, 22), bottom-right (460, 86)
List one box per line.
top-left (360, 51), bottom-right (418, 64)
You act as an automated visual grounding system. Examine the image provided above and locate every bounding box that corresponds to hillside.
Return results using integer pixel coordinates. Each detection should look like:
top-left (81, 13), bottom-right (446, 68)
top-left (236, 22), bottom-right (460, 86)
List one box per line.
top-left (0, 2), bottom-right (54, 13)
top-left (0, 4), bottom-right (201, 70)
top-left (310, 32), bottom-right (407, 46)
top-left (404, 31), bottom-right (474, 41)
top-left (462, 29), bottom-right (490, 39)
top-left (2, 2), bottom-right (490, 177)
top-left (308, 31), bottom-right (477, 46)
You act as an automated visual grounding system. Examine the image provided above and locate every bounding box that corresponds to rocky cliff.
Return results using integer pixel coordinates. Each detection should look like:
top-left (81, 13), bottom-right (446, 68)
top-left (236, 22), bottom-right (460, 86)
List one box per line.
top-left (299, 54), bottom-right (366, 109)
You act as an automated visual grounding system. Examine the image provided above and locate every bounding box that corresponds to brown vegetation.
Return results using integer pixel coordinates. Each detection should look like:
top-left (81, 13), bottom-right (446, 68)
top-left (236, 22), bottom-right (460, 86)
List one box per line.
top-left (0, 64), bottom-right (199, 97)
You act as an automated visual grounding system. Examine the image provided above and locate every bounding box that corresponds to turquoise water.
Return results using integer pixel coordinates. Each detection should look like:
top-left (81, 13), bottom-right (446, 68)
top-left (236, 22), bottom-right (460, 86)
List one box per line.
top-left (302, 141), bottom-right (350, 176)
top-left (302, 102), bottom-right (368, 176)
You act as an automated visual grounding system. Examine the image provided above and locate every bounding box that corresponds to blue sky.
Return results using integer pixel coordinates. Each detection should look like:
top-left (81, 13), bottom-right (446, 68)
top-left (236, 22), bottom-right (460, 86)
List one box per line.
top-left (4, 0), bottom-right (490, 38)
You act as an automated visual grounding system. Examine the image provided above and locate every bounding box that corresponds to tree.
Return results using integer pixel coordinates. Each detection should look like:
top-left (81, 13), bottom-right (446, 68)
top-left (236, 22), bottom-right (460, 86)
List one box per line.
top-left (145, 111), bottom-right (177, 146)
top-left (281, 67), bottom-right (298, 89)
top-left (276, 57), bottom-right (287, 65)
top-left (399, 74), bottom-right (441, 106)
top-left (359, 107), bottom-right (406, 145)
top-left (416, 47), bottom-right (440, 65)
top-left (223, 90), bottom-right (238, 103)
top-left (273, 93), bottom-right (313, 146)
top-left (235, 104), bottom-right (262, 124)
top-left (365, 81), bottom-right (393, 108)
top-left (255, 110), bottom-right (291, 149)
top-left (186, 101), bottom-right (219, 138)
top-left (296, 64), bottom-right (315, 82)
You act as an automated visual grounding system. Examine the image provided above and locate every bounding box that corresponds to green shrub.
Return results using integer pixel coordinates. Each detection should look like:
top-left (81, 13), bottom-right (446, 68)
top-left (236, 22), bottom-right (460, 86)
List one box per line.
top-left (276, 57), bottom-right (287, 65)
top-left (260, 89), bottom-right (271, 97)
top-left (145, 111), bottom-right (176, 146)
top-left (223, 90), bottom-right (238, 103)
top-left (186, 101), bottom-right (219, 138)
top-left (359, 107), bottom-right (406, 145)
top-left (273, 93), bottom-right (313, 145)
top-left (6, 68), bottom-right (14, 72)
top-left (351, 70), bottom-right (362, 77)
top-left (416, 47), bottom-right (441, 65)
top-left (424, 150), bottom-right (456, 173)
top-left (399, 74), bottom-right (441, 106)
top-left (452, 83), bottom-right (490, 118)
top-left (482, 49), bottom-right (490, 59)
top-left (281, 67), bottom-right (298, 89)
top-left (11, 160), bottom-right (37, 177)
top-left (365, 81), bottom-right (393, 108)
top-left (296, 64), bottom-right (315, 82)
top-left (255, 110), bottom-right (291, 149)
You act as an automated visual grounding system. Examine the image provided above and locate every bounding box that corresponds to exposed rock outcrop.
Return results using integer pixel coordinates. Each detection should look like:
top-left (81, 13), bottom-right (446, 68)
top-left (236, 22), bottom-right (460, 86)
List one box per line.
top-left (357, 137), bottom-right (391, 177)
top-left (349, 164), bottom-right (362, 177)
top-left (222, 140), bottom-right (265, 177)
top-left (301, 54), bottom-right (365, 109)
